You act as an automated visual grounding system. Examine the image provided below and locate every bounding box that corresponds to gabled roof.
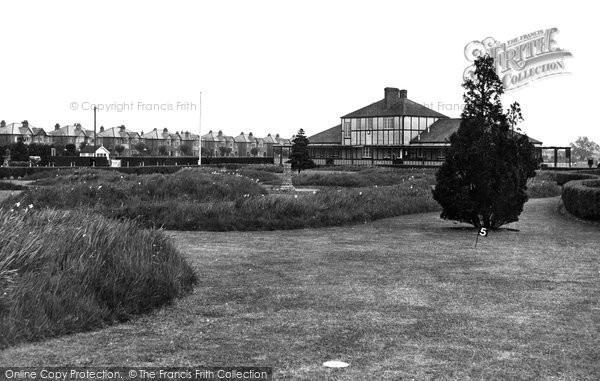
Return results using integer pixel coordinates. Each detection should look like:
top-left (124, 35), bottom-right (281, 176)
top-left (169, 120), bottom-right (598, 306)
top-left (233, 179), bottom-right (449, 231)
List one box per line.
top-left (142, 129), bottom-right (168, 140)
top-left (263, 134), bottom-right (278, 144)
top-left (234, 132), bottom-right (252, 143)
top-left (342, 98), bottom-right (448, 119)
top-left (98, 126), bottom-right (137, 138)
top-left (47, 125), bottom-right (86, 137)
top-left (80, 145), bottom-right (110, 154)
top-left (308, 125), bottom-right (341, 144)
top-left (410, 118), bottom-right (543, 145)
top-left (32, 127), bottom-right (46, 136)
top-left (0, 123), bottom-right (34, 135)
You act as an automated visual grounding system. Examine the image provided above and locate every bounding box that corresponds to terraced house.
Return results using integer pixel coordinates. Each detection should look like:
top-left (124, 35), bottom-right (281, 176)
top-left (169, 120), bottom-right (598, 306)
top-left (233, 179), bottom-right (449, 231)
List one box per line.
top-left (308, 87), bottom-right (543, 166)
top-left (97, 126), bottom-right (141, 156)
top-left (0, 121), bottom-right (34, 145)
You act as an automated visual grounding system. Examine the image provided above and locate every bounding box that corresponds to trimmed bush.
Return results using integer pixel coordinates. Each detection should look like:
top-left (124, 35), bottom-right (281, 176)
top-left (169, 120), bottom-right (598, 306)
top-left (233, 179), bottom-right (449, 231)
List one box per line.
top-left (548, 171), bottom-right (597, 186)
top-left (562, 179), bottom-right (600, 220)
top-left (0, 207), bottom-right (197, 348)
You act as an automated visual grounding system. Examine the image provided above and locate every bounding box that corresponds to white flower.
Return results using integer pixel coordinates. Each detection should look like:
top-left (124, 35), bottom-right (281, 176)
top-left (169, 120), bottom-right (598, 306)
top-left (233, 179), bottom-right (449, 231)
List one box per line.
top-left (98, 185), bottom-right (102, 189)
top-left (359, 192), bottom-right (362, 195)
top-left (28, 204), bottom-right (33, 209)
top-left (294, 195), bottom-right (298, 198)
top-left (15, 202), bottom-right (21, 208)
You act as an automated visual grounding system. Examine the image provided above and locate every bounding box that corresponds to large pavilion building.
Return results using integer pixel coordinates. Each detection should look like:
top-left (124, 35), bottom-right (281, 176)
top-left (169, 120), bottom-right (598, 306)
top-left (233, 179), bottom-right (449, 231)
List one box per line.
top-left (308, 87), bottom-right (543, 166)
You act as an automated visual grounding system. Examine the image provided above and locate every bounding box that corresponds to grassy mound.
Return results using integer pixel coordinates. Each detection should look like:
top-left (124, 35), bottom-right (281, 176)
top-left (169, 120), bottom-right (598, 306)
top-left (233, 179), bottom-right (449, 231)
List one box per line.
top-left (0, 207), bottom-right (197, 349)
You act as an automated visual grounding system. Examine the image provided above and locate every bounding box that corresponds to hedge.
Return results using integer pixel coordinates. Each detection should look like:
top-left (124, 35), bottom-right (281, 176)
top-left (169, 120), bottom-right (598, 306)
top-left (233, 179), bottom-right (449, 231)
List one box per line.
top-left (562, 178), bottom-right (600, 220)
top-left (548, 171), bottom-right (598, 186)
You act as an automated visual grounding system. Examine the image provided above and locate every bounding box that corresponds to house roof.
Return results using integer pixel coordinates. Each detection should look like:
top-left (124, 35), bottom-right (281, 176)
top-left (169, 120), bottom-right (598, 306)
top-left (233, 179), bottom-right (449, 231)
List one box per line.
top-left (32, 127), bottom-right (46, 136)
top-left (308, 125), bottom-right (341, 144)
top-left (0, 123), bottom-right (34, 135)
top-left (410, 118), bottom-right (543, 145)
top-left (98, 126), bottom-right (138, 138)
top-left (342, 97), bottom-right (448, 119)
top-left (142, 129), bottom-right (171, 140)
top-left (80, 145), bottom-right (110, 154)
top-left (48, 125), bottom-right (86, 137)
top-left (234, 133), bottom-right (252, 143)
top-left (263, 134), bottom-right (278, 144)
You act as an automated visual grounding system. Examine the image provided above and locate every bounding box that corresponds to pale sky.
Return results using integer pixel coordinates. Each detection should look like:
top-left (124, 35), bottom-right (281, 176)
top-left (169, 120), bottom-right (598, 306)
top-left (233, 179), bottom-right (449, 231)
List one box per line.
top-left (1, 0), bottom-right (597, 146)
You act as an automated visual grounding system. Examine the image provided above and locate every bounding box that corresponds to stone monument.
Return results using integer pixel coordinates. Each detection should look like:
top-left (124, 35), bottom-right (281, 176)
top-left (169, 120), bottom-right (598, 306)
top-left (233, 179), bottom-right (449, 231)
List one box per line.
top-left (279, 162), bottom-right (295, 191)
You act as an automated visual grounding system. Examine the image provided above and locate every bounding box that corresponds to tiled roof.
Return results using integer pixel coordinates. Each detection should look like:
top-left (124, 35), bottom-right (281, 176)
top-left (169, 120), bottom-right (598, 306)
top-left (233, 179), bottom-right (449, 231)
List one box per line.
top-left (234, 133), bottom-right (252, 143)
top-left (410, 118), bottom-right (543, 145)
top-left (47, 125), bottom-right (86, 137)
top-left (98, 127), bottom-right (137, 138)
top-left (343, 98), bottom-right (448, 119)
top-left (308, 125), bottom-right (341, 144)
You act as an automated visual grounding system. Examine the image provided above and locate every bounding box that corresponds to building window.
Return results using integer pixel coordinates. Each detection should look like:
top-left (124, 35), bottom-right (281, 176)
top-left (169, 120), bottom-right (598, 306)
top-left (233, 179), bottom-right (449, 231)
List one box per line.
top-left (383, 149), bottom-right (391, 159)
top-left (344, 120), bottom-right (351, 138)
top-left (383, 117), bottom-right (394, 129)
top-left (356, 118), bottom-right (362, 130)
top-left (367, 118), bottom-right (373, 131)
top-left (362, 146), bottom-right (372, 158)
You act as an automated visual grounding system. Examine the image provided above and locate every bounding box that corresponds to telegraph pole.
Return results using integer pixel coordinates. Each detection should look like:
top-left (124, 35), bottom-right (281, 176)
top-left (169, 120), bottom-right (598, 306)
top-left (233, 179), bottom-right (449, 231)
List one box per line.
top-left (93, 106), bottom-right (97, 157)
top-left (198, 92), bottom-right (202, 166)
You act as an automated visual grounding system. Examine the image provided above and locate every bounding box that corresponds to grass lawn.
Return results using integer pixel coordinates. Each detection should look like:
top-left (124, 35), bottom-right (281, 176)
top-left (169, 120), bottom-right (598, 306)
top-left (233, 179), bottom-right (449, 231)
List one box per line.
top-left (1, 197), bottom-right (598, 379)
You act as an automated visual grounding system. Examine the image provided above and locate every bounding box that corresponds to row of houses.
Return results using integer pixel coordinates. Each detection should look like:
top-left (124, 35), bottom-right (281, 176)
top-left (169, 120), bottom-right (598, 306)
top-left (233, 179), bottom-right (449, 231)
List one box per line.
top-left (0, 120), bottom-right (293, 158)
top-left (200, 130), bottom-right (291, 158)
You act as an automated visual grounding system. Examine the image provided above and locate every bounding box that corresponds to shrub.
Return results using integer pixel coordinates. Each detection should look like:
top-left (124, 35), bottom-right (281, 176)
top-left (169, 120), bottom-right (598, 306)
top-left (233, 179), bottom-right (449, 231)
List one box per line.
top-left (549, 171), bottom-right (597, 186)
top-left (562, 179), bottom-right (600, 220)
top-left (0, 182), bottom-right (28, 191)
top-left (0, 208), bottom-right (197, 348)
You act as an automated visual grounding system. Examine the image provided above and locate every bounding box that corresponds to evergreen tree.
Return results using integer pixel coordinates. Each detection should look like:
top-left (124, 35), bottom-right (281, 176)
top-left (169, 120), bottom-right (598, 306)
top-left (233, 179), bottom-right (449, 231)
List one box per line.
top-left (288, 129), bottom-right (315, 173)
top-left (432, 55), bottom-right (540, 229)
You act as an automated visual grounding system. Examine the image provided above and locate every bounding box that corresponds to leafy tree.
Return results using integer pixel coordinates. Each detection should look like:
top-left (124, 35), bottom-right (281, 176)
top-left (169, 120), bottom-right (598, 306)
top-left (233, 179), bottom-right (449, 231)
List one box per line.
top-left (11, 138), bottom-right (29, 161)
top-left (158, 145), bottom-right (169, 156)
top-left (570, 136), bottom-right (600, 162)
top-left (79, 142), bottom-right (87, 151)
top-left (179, 144), bottom-right (192, 156)
top-left (134, 142), bottom-right (148, 155)
top-left (200, 147), bottom-right (212, 158)
top-left (250, 147), bottom-right (259, 157)
top-left (115, 144), bottom-right (125, 155)
top-left (27, 143), bottom-right (52, 157)
top-left (218, 146), bottom-right (232, 157)
top-left (432, 55), bottom-right (539, 230)
top-left (65, 143), bottom-right (78, 156)
top-left (288, 129), bottom-right (315, 173)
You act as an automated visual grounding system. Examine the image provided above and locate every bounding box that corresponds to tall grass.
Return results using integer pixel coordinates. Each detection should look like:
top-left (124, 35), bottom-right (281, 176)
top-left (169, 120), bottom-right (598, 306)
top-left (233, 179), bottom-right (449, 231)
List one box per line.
top-left (108, 179), bottom-right (440, 230)
top-left (12, 168), bottom-right (267, 209)
top-left (0, 207), bottom-right (197, 349)
top-left (294, 167), bottom-right (436, 187)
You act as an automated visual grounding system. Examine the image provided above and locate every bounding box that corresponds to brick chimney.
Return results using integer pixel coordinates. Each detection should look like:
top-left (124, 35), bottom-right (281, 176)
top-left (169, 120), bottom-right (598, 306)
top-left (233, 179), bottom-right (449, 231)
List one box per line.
top-left (100, 126), bottom-right (104, 132)
top-left (384, 87), bottom-right (400, 108)
top-left (120, 125), bottom-right (125, 132)
top-left (399, 89), bottom-right (407, 99)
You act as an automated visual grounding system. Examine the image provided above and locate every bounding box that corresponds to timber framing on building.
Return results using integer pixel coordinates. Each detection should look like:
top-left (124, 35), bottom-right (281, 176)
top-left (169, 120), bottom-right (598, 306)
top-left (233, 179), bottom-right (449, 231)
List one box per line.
top-left (308, 87), bottom-right (547, 167)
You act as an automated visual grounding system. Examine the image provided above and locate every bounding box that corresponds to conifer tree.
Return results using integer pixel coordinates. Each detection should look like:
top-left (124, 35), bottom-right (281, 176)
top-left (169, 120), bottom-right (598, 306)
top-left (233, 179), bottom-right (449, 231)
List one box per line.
top-left (432, 55), bottom-right (540, 229)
